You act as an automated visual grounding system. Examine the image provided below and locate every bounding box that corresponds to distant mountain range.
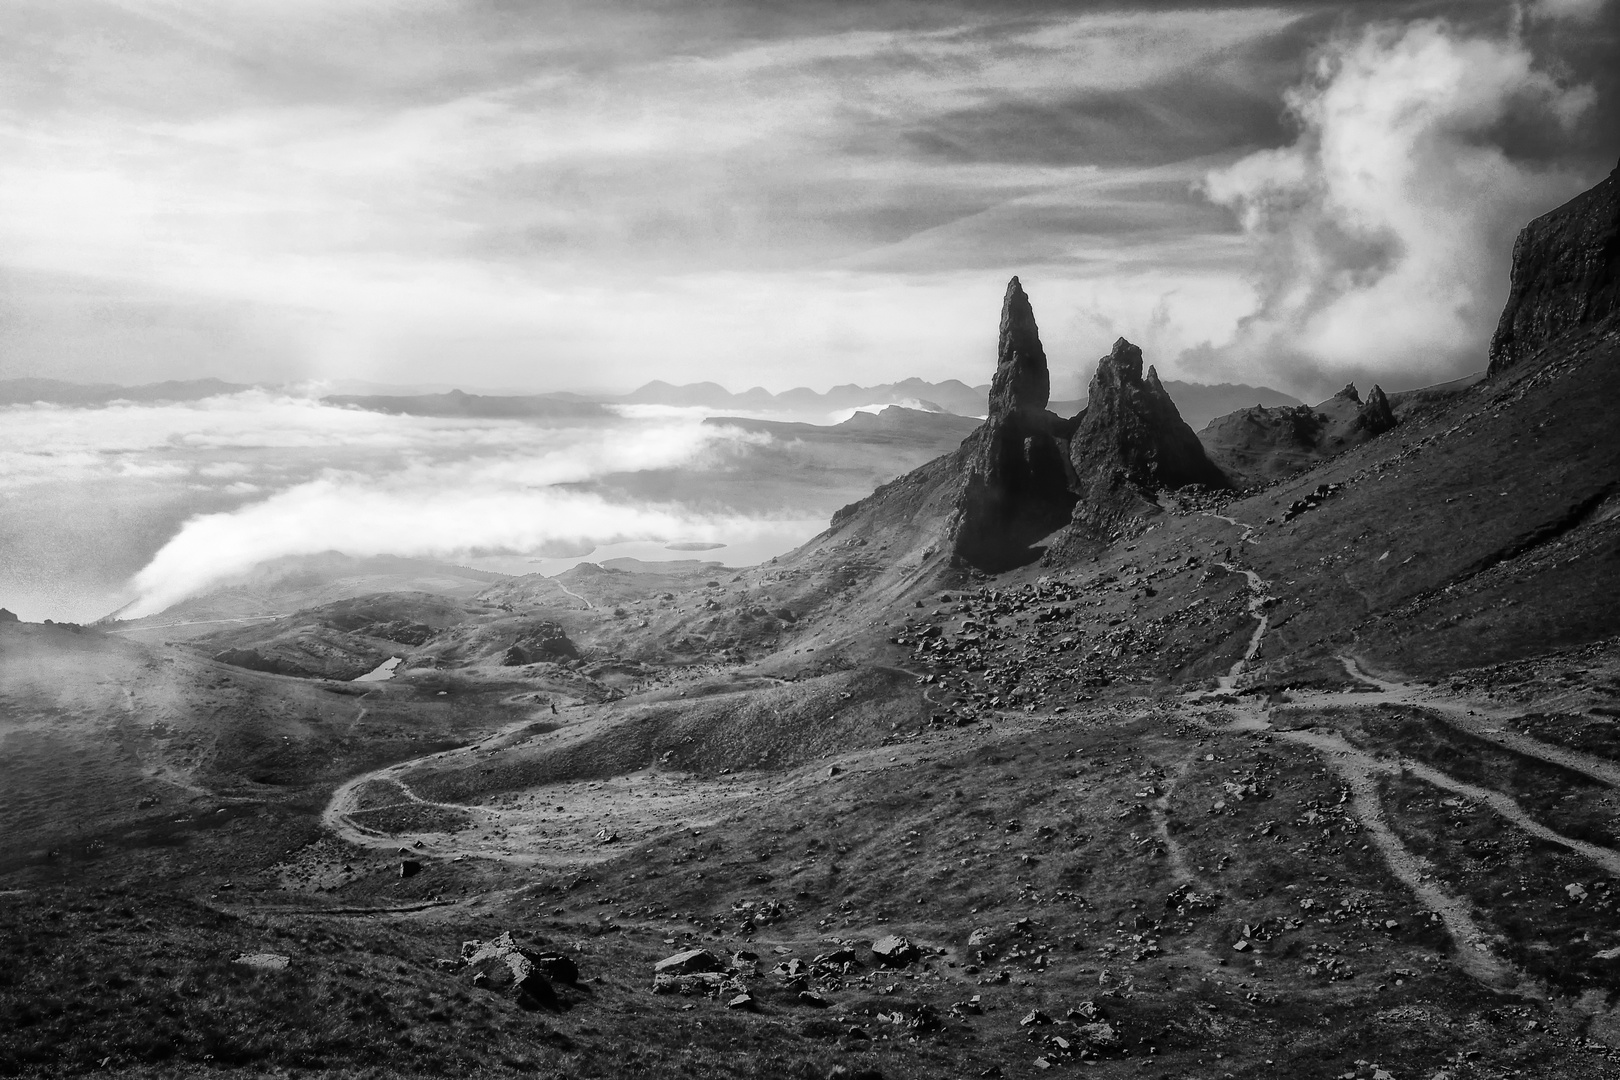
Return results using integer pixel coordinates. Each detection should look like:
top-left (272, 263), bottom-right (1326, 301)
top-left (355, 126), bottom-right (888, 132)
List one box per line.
top-left (0, 374), bottom-right (1303, 430)
top-left (0, 377), bottom-right (251, 406)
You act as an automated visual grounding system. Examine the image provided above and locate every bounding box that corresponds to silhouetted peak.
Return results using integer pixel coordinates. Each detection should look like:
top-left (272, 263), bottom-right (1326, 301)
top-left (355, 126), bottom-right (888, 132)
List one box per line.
top-left (1334, 383), bottom-right (1361, 403)
top-left (1356, 383), bottom-right (1396, 436)
top-left (988, 277), bottom-right (1050, 416)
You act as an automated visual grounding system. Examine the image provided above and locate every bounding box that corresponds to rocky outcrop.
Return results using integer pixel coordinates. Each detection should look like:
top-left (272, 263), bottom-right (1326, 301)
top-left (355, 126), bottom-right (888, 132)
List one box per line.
top-left (211, 647), bottom-right (313, 678)
top-left (824, 278), bottom-right (1236, 573)
top-left (1488, 158), bottom-right (1620, 377)
top-left (501, 620), bottom-right (579, 665)
top-left (1199, 381), bottom-right (1397, 485)
top-left (1068, 339), bottom-right (1229, 498)
top-left (461, 932), bottom-right (565, 1010)
top-left (951, 278), bottom-right (1078, 569)
top-left (1355, 384), bottom-right (1395, 436)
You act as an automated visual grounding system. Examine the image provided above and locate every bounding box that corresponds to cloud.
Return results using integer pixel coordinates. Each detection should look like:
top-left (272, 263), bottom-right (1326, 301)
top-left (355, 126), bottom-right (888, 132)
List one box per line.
top-left (0, 4), bottom-right (1312, 390)
top-left (1529, 0), bottom-right (1609, 25)
top-left (1197, 17), bottom-right (1597, 391)
top-left (124, 479), bottom-right (801, 618)
top-left (0, 389), bottom-right (809, 618)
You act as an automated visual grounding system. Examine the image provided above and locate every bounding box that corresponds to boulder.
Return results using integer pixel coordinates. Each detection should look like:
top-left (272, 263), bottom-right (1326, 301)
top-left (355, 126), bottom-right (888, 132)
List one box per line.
top-left (654, 948), bottom-right (723, 976)
top-left (870, 934), bottom-right (921, 968)
top-left (652, 972), bottom-right (728, 996)
top-left (460, 931), bottom-right (559, 1010)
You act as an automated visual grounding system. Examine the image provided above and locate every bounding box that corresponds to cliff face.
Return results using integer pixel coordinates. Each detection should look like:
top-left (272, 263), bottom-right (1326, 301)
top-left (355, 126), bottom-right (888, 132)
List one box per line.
top-left (1067, 339), bottom-right (1228, 497)
top-left (1488, 158), bottom-right (1620, 377)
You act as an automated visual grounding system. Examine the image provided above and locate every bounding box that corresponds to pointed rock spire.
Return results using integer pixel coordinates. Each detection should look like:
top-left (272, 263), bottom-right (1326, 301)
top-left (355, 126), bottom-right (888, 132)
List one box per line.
top-left (953, 277), bottom-right (1076, 570)
top-left (987, 277), bottom-right (1051, 418)
top-left (1355, 383), bottom-right (1396, 436)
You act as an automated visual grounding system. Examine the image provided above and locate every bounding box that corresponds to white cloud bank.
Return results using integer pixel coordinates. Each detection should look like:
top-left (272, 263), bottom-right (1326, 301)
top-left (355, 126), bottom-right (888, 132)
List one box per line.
top-left (124, 479), bottom-right (798, 618)
top-left (1199, 17), bottom-right (1597, 387)
top-left (0, 390), bottom-right (818, 618)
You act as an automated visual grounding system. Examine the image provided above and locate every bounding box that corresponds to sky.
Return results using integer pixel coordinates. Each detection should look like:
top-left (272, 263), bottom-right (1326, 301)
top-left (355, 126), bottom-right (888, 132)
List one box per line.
top-left (0, 0), bottom-right (1615, 400)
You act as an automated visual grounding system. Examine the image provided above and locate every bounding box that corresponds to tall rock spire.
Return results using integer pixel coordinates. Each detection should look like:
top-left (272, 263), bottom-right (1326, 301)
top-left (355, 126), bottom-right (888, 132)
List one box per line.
top-left (988, 276), bottom-right (1050, 416)
top-left (952, 278), bottom-right (1077, 570)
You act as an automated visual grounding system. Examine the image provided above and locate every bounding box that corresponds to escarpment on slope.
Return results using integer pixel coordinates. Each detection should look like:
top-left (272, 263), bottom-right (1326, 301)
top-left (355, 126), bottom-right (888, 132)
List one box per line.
top-left (1488, 157), bottom-right (1620, 377)
top-left (1200, 381), bottom-right (1398, 485)
top-left (951, 278), bottom-right (1079, 570)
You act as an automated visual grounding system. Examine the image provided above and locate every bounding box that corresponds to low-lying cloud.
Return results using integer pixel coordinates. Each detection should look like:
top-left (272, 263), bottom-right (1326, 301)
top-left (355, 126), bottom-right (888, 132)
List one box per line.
top-left (125, 479), bottom-right (794, 619)
top-left (0, 390), bottom-right (817, 620)
top-left (1197, 16), bottom-right (1598, 390)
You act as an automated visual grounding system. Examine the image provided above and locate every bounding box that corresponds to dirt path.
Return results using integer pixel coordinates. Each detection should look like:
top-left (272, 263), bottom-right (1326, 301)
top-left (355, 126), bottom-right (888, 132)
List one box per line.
top-left (1274, 728), bottom-right (1522, 990)
top-left (319, 690), bottom-right (969, 868)
top-left (1334, 656), bottom-right (1620, 790)
top-left (1188, 520), bottom-right (1589, 991)
top-left (552, 582), bottom-right (594, 609)
top-left (1214, 563), bottom-right (1269, 689)
top-left (1149, 756), bottom-right (1203, 887)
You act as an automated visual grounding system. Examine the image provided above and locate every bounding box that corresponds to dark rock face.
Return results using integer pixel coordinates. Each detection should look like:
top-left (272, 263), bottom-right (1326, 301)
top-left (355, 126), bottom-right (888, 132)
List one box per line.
top-left (1488, 159), bottom-right (1620, 376)
top-left (1355, 384), bottom-right (1396, 436)
top-left (0, 608), bottom-right (17, 623)
top-left (952, 278), bottom-right (1078, 570)
top-left (1068, 339), bottom-right (1228, 496)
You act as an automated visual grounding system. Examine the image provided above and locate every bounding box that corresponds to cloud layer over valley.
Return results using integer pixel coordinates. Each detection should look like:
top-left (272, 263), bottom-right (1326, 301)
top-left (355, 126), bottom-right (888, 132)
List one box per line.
top-left (0, 390), bottom-right (821, 621)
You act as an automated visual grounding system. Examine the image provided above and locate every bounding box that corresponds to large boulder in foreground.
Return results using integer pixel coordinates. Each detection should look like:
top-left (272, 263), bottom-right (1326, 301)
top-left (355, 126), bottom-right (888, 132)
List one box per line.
top-left (461, 932), bottom-right (562, 1010)
top-left (1488, 157), bottom-right (1620, 377)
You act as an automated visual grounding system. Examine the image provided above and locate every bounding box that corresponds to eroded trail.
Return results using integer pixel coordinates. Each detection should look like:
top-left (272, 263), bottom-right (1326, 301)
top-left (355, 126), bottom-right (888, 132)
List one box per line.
top-left (1276, 728), bottom-right (1521, 990)
top-left (1190, 520), bottom-right (1620, 992)
top-left (1334, 656), bottom-right (1620, 791)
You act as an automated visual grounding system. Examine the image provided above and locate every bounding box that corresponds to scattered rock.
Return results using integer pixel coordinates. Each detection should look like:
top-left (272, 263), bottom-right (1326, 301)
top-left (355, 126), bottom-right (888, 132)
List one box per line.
top-left (231, 952), bottom-right (290, 971)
